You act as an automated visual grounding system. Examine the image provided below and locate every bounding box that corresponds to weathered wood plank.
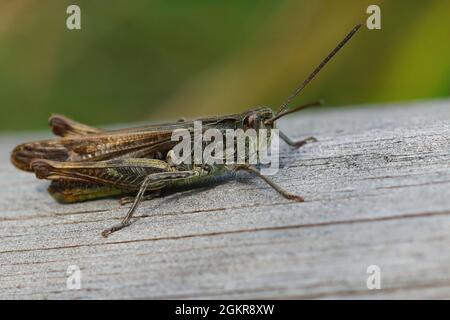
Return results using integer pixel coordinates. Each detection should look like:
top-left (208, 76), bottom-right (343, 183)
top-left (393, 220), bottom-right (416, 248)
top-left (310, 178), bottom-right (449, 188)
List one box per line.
top-left (0, 100), bottom-right (449, 299)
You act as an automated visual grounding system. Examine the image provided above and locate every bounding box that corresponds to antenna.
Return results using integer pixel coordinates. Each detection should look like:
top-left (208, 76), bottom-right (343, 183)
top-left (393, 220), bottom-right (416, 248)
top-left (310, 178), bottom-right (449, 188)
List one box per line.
top-left (265, 100), bottom-right (323, 125)
top-left (277, 24), bottom-right (362, 114)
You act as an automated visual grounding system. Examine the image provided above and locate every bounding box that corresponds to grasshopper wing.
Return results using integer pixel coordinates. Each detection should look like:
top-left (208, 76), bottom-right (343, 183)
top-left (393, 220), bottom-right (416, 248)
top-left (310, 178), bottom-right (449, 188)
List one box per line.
top-left (11, 113), bottom-right (238, 172)
top-left (11, 129), bottom-right (177, 172)
top-left (49, 114), bottom-right (101, 137)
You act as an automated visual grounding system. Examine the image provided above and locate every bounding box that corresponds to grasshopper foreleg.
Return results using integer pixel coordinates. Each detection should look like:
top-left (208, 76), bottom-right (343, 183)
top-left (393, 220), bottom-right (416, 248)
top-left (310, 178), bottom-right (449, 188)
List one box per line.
top-left (232, 164), bottom-right (304, 202)
top-left (279, 131), bottom-right (317, 148)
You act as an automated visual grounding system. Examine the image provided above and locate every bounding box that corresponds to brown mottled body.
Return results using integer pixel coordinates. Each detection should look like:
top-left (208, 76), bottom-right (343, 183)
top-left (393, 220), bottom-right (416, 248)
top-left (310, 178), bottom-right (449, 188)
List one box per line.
top-left (10, 24), bottom-right (361, 236)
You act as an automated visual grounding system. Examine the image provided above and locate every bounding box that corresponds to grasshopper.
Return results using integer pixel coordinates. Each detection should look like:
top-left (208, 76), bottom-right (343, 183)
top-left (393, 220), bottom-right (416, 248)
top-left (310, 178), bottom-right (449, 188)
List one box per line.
top-left (11, 24), bottom-right (361, 237)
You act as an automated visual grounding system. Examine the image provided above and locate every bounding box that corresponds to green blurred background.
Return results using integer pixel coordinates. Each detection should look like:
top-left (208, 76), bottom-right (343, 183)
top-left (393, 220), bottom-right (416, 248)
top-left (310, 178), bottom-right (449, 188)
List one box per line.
top-left (1, 0), bottom-right (449, 130)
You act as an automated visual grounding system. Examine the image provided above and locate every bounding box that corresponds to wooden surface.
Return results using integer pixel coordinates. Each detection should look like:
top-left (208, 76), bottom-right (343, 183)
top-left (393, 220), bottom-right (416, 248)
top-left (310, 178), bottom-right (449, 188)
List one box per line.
top-left (1, 100), bottom-right (450, 299)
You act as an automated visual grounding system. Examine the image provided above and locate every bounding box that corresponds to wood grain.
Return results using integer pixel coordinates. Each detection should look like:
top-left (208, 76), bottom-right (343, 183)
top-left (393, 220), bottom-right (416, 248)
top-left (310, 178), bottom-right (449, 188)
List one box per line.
top-left (1, 100), bottom-right (449, 299)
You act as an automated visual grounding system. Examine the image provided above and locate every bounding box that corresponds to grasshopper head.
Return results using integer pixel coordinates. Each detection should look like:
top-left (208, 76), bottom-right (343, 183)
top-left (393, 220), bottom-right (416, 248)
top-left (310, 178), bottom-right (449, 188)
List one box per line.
top-left (243, 107), bottom-right (276, 131)
top-left (243, 101), bottom-right (322, 131)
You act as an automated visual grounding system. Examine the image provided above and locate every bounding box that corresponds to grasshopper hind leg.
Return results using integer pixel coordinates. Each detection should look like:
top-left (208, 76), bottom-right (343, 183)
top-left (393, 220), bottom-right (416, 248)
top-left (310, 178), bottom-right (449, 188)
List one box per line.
top-left (101, 170), bottom-right (201, 238)
top-left (102, 186), bottom-right (160, 238)
top-left (48, 180), bottom-right (124, 203)
top-left (119, 192), bottom-right (159, 206)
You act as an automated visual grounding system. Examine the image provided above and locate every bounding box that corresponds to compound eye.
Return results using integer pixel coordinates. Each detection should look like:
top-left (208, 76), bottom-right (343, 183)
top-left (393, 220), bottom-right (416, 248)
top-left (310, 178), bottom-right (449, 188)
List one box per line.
top-left (244, 113), bottom-right (257, 128)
